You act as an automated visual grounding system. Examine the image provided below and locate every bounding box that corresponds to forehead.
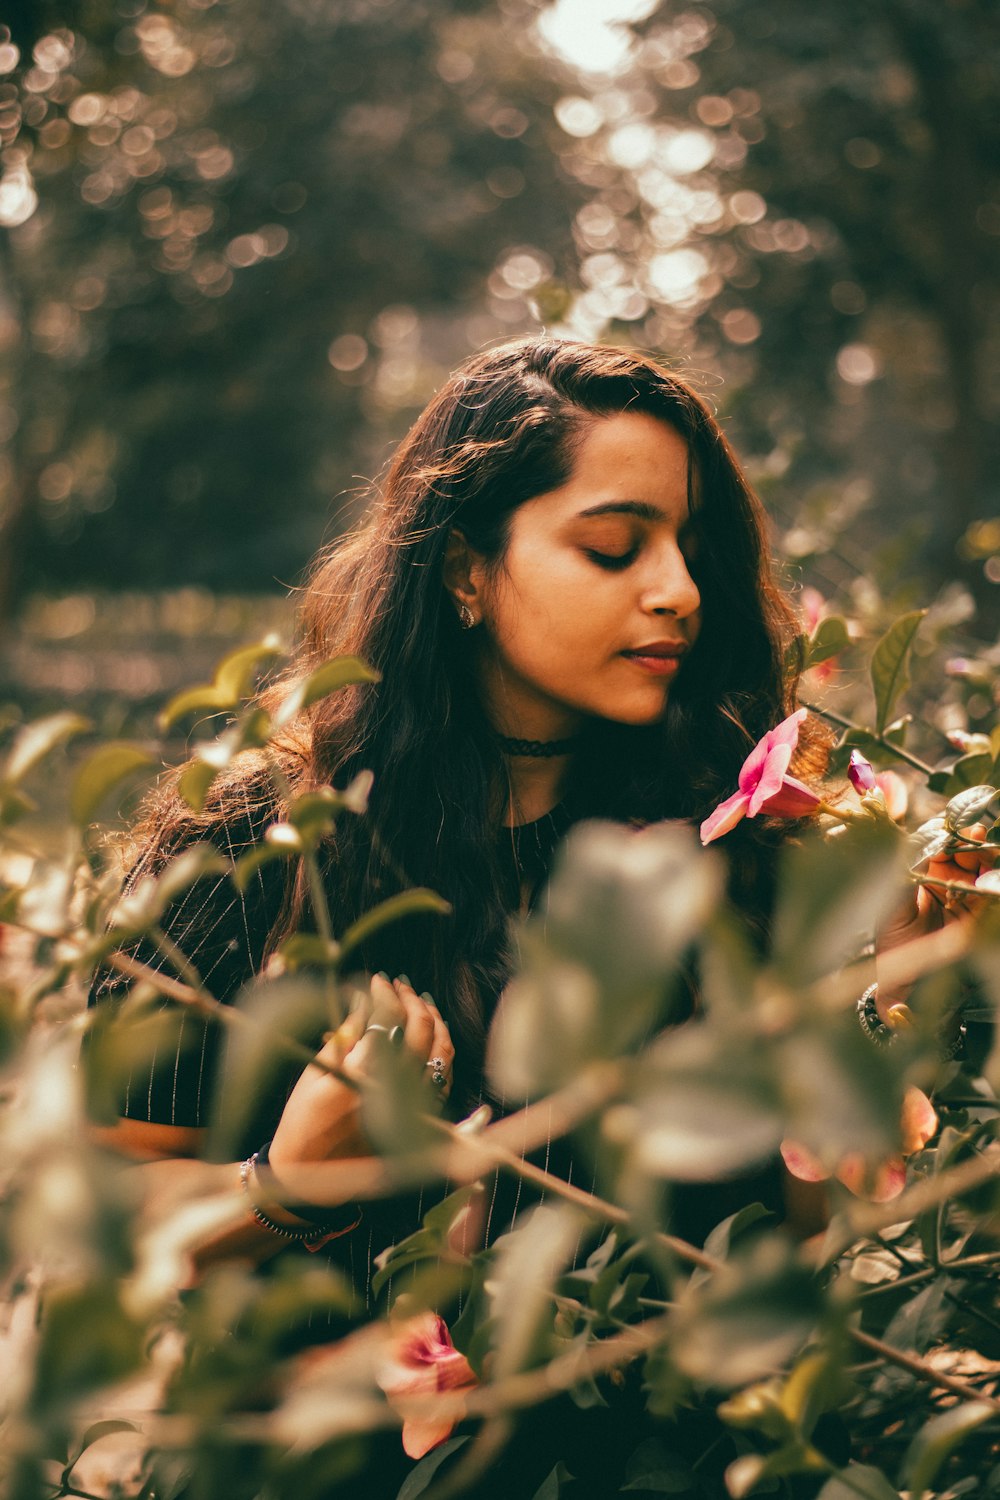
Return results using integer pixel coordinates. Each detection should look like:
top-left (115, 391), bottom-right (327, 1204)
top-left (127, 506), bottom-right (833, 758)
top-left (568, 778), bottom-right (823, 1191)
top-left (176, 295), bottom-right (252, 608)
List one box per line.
top-left (523, 410), bottom-right (692, 524)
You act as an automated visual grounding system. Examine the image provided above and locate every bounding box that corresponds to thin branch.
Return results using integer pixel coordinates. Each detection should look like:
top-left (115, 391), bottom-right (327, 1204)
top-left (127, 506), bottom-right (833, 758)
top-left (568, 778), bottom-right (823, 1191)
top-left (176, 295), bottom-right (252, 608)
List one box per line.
top-left (848, 1327), bottom-right (1000, 1411)
top-left (801, 701), bottom-right (938, 776)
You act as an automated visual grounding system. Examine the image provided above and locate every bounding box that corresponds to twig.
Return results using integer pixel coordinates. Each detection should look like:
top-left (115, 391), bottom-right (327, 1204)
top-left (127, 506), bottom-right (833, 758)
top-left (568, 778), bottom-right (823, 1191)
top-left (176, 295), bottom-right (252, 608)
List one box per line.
top-left (801, 701), bottom-right (938, 777)
top-left (848, 1327), bottom-right (1000, 1411)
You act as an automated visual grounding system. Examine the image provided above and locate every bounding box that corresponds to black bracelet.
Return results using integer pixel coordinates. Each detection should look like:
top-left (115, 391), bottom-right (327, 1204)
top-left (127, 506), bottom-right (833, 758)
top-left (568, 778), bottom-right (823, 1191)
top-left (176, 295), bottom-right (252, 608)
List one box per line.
top-left (254, 1140), bottom-right (363, 1234)
top-left (856, 982), bottom-right (966, 1062)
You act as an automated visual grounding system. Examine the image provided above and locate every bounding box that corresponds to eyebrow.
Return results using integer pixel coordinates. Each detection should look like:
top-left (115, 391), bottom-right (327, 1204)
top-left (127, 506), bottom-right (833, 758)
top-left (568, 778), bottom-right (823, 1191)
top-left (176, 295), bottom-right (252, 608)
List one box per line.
top-left (575, 501), bottom-right (667, 521)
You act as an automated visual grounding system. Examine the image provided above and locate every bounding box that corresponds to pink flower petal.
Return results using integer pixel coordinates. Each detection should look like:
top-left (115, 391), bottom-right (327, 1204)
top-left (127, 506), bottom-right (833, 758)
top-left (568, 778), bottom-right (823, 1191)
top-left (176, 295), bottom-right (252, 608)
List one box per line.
top-left (758, 774), bottom-right (822, 819)
top-left (746, 741), bottom-right (795, 815)
top-left (699, 789), bottom-right (751, 845)
top-left (876, 771), bottom-right (908, 822)
top-left (900, 1087), bottom-right (938, 1155)
top-left (378, 1314), bottom-right (477, 1460)
top-left (847, 750), bottom-right (877, 795)
top-left (780, 1140), bottom-right (830, 1182)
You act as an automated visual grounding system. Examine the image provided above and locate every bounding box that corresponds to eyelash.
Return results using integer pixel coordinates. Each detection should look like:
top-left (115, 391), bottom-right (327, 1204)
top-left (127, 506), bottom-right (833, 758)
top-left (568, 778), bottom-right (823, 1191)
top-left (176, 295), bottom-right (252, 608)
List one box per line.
top-left (585, 548), bottom-right (639, 572)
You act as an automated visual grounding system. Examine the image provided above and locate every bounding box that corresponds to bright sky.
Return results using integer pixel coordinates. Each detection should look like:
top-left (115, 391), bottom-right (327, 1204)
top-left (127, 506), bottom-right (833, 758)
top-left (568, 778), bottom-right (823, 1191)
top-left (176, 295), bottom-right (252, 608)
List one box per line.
top-left (537, 0), bottom-right (659, 75)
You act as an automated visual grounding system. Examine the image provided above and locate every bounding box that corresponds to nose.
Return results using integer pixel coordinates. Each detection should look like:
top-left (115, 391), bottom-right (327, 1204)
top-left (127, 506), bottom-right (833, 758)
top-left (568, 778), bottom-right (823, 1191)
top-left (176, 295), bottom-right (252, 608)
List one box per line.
top-left (640, 542), bottom-right (701, 620)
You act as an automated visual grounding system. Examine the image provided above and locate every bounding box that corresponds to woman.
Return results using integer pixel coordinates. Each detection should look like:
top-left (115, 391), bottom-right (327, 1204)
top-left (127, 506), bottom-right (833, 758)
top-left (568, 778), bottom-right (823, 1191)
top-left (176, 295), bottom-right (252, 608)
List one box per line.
top-left (90, 338), bottom-right (832, 1257)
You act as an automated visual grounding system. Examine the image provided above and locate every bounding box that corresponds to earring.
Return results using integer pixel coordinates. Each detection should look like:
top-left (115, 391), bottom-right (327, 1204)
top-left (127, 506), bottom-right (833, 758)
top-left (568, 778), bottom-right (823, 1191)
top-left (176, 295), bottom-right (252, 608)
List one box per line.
top-left (458, 603), bottom-right (476, 630)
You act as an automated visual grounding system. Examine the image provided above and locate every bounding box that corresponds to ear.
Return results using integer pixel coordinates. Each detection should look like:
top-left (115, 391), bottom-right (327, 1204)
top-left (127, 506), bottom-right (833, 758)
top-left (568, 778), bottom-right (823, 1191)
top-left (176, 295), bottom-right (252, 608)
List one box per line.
top-left (443, 529), bottom-right (487, 625)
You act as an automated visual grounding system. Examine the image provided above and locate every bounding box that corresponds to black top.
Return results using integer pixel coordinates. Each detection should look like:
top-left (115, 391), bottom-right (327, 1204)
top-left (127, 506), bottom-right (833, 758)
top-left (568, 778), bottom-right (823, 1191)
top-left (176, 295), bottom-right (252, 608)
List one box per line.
top-left (86, 802), bottom-right (783, 1307)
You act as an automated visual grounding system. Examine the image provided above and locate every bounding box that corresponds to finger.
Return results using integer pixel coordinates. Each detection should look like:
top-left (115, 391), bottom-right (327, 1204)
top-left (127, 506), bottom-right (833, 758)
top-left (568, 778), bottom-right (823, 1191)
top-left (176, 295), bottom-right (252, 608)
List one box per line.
top-left (392, 977), bottom-right (436, 1058)
top-left (368, 971), bottom-right (407, 1027)
top-left (424, 996), bottom-right (455, 1064)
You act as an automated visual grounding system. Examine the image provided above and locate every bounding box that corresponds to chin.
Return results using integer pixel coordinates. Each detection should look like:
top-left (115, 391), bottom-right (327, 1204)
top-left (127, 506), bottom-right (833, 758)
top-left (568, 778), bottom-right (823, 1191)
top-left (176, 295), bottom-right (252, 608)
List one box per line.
top-left (598, 695), bottom-right (670, 727)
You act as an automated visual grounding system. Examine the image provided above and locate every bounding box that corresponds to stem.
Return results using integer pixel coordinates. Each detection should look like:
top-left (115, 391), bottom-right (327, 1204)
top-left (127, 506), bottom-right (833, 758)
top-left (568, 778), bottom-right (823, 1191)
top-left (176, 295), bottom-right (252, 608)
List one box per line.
top-left (859, 1249), bottom-right (1000, 1299)
top-left (849, 1327), bottom-right (1000, 1411)
top-left (265, 756), bottom-right (341, 1024)
top-left (149, 925), bottom-right (207, 993)
top-left (801, 701), bottom-right (938, 777)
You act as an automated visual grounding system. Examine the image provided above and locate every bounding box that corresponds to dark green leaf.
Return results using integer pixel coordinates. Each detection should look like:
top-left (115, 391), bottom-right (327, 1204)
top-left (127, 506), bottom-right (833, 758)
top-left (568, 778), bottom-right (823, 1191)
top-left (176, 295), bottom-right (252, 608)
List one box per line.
top-left (901, 1403), bottom-right (996, 1499)
top-left (871, 611), bottom-right (924, 735)
top-left (395, 1437), bottom-right (470, 1500)
top-left (940, 754), bottom-right (994, 796)
top-left (805, 615), bottom-right (850, 669)
top-left (533, 1461), bottom-right (577, 1498)
top-left (620, 1436), bottom-right (694, 1493)
top-left (487, 1204), bottom-right (585, 1382)
top-left (70, 742), bottom-right (156, 825)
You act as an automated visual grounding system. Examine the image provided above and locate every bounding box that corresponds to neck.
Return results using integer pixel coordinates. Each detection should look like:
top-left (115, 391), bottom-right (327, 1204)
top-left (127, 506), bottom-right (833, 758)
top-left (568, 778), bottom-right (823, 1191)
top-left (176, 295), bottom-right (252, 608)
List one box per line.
top-left (501, 749), bottom-right (571, 827)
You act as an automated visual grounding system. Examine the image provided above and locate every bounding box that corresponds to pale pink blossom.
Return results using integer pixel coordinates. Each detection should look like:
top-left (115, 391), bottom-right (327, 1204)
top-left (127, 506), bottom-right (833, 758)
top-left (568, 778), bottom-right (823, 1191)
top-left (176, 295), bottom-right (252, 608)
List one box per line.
top-left (847, 749), bottom-right (877, 795)
top-left (800, 587), bottom-right (839, 683)
top-left (781, 1087), bottom-right (937, 1202)
top-left (377, 1313), bottom-right (477, 1459)
top-left (699, 709), bottom-right (821, 845)
top-left (875, 770), bottom-right (908, 822)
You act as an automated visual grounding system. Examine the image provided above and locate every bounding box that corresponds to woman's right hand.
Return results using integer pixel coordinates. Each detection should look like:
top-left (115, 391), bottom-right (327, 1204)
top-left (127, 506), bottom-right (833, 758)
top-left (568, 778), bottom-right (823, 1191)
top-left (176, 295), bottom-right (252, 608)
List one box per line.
top-left (268, 974), bottom-right (455, 1173)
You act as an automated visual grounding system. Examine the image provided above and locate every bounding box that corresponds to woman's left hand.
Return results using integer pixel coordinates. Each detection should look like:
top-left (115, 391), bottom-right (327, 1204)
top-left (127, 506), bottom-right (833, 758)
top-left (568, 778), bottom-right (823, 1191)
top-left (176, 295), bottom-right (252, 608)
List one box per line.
top-left (876, 822), bottom-right (996, 1022)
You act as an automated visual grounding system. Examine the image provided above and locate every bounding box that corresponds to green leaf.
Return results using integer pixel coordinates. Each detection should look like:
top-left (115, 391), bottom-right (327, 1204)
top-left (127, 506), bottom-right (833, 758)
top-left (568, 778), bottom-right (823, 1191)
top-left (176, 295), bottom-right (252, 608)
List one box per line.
top-left (337, 889), bottom-right (451, 967)
top-left (2, 711), bottom-right (91, 785)
top-left (176, 709), bottom-right (274, 811)
top-left (33, 1282), bottom-right (144, 1409)
top-left (177, 758), bottom-right (219, 814)
top-left (901, 1403), bottom-right (996, 1500)
top-left (206, 975), bottom-right (333, 1158)
top-left (816, 1463), bottom-right (900, 1499)
top-left (278, 933), bottom-right (341, 971)
top-left (619, 1437), bottom-right (694, 1492)
top-left (158, 636), bottom-right (283, 730)
top-left (629, 1024), bottom-right (784, 1181)
top-left (372, 1184), bottom-right (483, 1296)
top-left (274, 655), bottom-right (380, 726)
top-left (231, 839), bottom-right (295, 893)
top-left (487, 1204), bottom-right (585, 1383)
top-left (105, 844), bottom-right (230, 941)
top-left (940, 753), bottom-right (994, 796)
top-left (70, 742), bottom-right (156, 825)
top-left (771, 820), bottom-right (908, 987)
top-left (871, 611), bottom-right (924, 736)
top-left (805, 614), bottom-right (850, 669)
top-left (671, 1239), bottom-right (825, 1388)
top-left (944, 784), bottom-right (1000, 833)
top-left (395, 1437), bottom-right (470, 1500)
top-left (532, 1461), bottom-right (577, 1499)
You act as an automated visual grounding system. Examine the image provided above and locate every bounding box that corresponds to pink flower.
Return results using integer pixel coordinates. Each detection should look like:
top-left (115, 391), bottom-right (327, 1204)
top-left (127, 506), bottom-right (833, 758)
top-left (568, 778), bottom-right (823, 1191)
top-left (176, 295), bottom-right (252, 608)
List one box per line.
top-left (377, 1313), bottom-right (477, 1459)
top-left (876, 770), bottom-right (907, 822)
top-left (847, 749), bottom-right (877, 795)
top-left (800, 588), bottom-right (839, 684)
top-left (699, 709), bottom-right (821, 845)
top-left (781, 1087), bottom-right (938, 1202)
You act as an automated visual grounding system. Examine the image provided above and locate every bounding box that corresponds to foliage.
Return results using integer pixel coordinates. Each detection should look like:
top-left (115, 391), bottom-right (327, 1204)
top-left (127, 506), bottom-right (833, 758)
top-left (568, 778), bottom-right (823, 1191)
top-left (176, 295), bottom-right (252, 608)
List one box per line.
top-left (1, 610), bottom-right (1000, 1500)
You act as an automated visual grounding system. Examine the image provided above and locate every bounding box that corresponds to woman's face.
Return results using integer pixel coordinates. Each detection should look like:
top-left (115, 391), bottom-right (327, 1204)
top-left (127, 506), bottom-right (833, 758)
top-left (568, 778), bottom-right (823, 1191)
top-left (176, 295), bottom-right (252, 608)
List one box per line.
top-left (467, 410), bottom-right (702, 739)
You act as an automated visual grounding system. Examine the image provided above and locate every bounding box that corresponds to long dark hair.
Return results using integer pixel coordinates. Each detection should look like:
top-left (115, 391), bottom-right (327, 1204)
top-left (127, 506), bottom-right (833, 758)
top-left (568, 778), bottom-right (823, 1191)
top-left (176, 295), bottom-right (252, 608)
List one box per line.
top-left (134, 338), bottom-right (818, 1105)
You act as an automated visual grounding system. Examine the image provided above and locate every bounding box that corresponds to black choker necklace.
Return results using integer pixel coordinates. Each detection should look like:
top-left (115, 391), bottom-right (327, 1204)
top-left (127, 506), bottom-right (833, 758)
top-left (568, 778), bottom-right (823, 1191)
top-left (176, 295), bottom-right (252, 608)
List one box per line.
top-left (498, 734), bottom-right (578, 758)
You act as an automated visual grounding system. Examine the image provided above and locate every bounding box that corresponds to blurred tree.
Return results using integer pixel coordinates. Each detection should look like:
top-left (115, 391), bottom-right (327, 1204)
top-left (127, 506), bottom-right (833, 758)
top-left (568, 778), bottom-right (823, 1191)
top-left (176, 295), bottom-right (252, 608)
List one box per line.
top-left (0, 0), bottom-right (582, 620)
top-left (549, 0), bottom-right (1000, 627)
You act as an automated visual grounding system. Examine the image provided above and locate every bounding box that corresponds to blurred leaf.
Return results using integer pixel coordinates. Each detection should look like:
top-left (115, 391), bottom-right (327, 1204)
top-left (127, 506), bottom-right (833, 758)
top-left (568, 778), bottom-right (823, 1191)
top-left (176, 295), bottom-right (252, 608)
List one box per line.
top-left (629, 1024), bottom-right (783, 1181)
top-left (486, 948), bottom-right (603, 1098)
top-left (939, 753), bottom-right (994, 796)
top-left (95, 845), bottom-right (230, 954)
top-left (337, 889), bottom-right (451, 967)
top-left (2, 712), bottom-right (91, 785)
top-left (779, 1017), bottom-right (903, 1165)
top-left (487, 1204), bottom-right (585, 1383)
top-left (207, 975), bottom-right (332, 1158)
top-left (63, 1420), bottom-right (141, 1484)
top-left (909, 819), bottom-right (954, 868)
top-left (881, 1280), bottom-right (953, 1355)
top-left (702, 1204), bottom-right (774, 1266)
top-left (232, 836), bottom-right (296, 893)
top-left (279, 933), bottom-right (340, 970)
top-left (871, 612), bottom-right (924, 736)
top-left (944, 785), bottom-right (1000, 833)
top-left (18, 861), bottom-right (74, 937)
top-left (70, 742), bottom-right (156, 825)
top-left (771, 821), bottom-right (907, 987)
top-left (900, 1402), bottom-right (996, 1499)
top-left (178, 759), bottom-right (219, 815)
top-left (816, 1465), bottom-right (900, 1500)
top-left (32, 1282), bottom-right (144, 1411)
top-left (158, 637), bottom-right (283, 730)
top-left (274, 656), bottom-right (380, 726)
top-left (670, 1238), bottom-right (825, 1388)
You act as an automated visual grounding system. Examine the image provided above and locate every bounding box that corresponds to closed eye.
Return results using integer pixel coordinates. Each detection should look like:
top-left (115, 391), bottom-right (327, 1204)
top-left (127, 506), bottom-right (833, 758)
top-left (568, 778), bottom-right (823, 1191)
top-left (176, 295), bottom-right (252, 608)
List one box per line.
top-left (584, 547), bottom-right (639, 572)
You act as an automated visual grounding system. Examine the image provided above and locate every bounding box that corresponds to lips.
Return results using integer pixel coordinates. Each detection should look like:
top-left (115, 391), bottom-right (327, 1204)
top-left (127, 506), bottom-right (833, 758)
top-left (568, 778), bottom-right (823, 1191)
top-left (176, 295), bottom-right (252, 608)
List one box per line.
top-left (620, 642), bottom-right (688, 676)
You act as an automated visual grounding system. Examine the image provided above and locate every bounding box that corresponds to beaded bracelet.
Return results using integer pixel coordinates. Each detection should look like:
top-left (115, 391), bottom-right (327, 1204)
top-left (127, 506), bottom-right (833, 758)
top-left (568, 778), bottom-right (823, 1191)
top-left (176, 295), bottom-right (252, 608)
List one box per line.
top-left (857, 981), bottom-right (967, 1061)
top-left (240, 1149), bottom-right (363, 1245)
